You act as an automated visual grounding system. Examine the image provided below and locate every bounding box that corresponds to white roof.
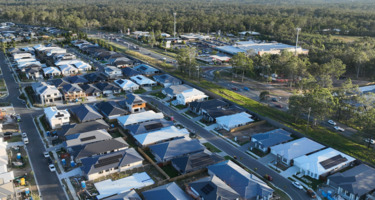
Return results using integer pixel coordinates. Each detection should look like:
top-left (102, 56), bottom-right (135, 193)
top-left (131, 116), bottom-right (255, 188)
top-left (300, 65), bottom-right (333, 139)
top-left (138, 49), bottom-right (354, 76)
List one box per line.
top-left (95, 172), bottom-right (154, 199)
top-left (73, 61), bottom-right (91, 70)
top-left (210, 55), bottom-right (231, 62)
top-left (114, 79), bottom-right (139, 90)
top-left (180, 88), bottom-right (207, 99)
top-left (0, 138), bottom-right (8, 167)
top-left (216, 112), bottom-right (254, 129)
top-left (59, 64), bottom-right (78, 72)
top-left (44, 106), bottom-right (70, 120)
top-left (0, 171), bottom-right (14, 183)
top-left (130, 75), bottom-right (156, 85)
top-left (117, 110), bottom-right (164, 127)
top-left (271, 137), bottom-right (325, 161)
top-left (55, 59), bottom-right (81, 66)
top-left (134, 126), bottom-right (189, 146)
top-left (294, 148), bottom-right (355, 176)
top-left (43, 67), bottom-right (61, 74)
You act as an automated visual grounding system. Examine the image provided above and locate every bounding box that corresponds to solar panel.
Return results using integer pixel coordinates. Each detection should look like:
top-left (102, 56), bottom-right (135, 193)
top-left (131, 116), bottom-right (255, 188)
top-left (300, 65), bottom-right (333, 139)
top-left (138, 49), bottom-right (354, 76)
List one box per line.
top-left (98, 154), bottom-right (123, 164)
top-left (201, 183), bottom-right (214, 195)
top-left (190, 155), bottom-right (215, 168)
top-left (80, 136), bottom-right (96, 142)
top-left (94, 154), bottom-right (123, 168)
top-left (320, 155), bottom-right (348, 169)
top-left (144, 123), bottom-right (163, 131)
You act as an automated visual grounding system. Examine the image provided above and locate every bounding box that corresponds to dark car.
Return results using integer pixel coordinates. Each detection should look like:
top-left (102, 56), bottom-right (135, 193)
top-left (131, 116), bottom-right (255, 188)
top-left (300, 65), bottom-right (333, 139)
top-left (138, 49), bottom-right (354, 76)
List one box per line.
top-left (307, 189), bottom-right (316, 198)
top-left (275, 104), bottom-right (283, 108)
top-left (3, 132), bottom-right (12, 136)
top-left (264, 174), bottom-right (273, 181)
top-left (272, 97), bottom-right (278, 102)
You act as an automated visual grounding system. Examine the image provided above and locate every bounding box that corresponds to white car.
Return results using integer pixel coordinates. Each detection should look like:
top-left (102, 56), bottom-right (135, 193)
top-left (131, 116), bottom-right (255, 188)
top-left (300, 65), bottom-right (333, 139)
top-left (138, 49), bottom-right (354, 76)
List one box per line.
top-left (328, 120), bottom-right (336, 126)
top-left (292, 181), bottom-right (304, 190)
top-left (43, 152), bottom-right (50, 158)
top-left (22, 137), bottom-right (29, 145)
top-left (334, 126), bottom-right (345, 132)
top-left (21, 133), bottom-right (27, 138)
top-left (364, 138), bottom-right (375, 144)
top-left (49, 164), bottom-right (56, 172)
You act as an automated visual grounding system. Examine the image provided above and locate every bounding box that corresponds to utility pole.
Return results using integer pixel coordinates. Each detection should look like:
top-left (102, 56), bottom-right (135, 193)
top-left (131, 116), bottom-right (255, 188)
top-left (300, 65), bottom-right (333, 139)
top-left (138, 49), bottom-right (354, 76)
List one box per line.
top-left (173, 12), bottom-right (177, 40)
top-left (197, 66), bottom-right (200, 82)
top-left (306, 107), bottom-right (311, 130)
top-left (295, 27), bottom-right (301, 55)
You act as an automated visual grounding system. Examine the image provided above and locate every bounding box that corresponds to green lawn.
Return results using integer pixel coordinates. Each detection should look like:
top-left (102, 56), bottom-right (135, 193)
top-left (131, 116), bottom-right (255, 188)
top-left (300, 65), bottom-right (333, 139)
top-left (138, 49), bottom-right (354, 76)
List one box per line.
top-left (150, 91), bottom-right (166, 99)
top-left (152, 85), bottom-right (163, 90)
top-left (160, 164), bottom-right (179, 178)
top-left (173, 104), bottom-right (187, 110)
top-left (7, 135), bottom-right (22, 142)
top-left (133, 88), bottom-right (147, 94)
top-left (203, 142), bottom-right (222, 153)
top-left (250, 148), bottom-right (268, 157)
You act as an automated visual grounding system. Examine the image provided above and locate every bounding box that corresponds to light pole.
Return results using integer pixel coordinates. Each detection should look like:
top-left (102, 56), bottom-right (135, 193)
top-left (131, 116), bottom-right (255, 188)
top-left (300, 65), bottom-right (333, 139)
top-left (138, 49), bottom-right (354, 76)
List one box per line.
top-left (295, 27), bottom-right (301, 55)
top-left (196, 66), bottom-right (200, 81)
top-left (173, 12), bottom-right (177, 40)
top-left (306, 107), bottom-right (311, 130)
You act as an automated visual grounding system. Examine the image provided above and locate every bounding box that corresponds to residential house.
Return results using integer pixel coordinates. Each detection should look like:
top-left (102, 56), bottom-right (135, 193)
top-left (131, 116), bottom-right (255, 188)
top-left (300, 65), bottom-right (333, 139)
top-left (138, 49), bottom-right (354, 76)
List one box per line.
top-left (142, 182), bottom-right (192, 200)
top-left (162, 84), bottom-right (193, 100)
top-left (124, 94), bottom-right (146, 113)
top-left (0, 182), bottom-right (15, 200)
top-left (83, 73), bottom-right (106, 83)
top-left (55, 59), bottom-right (81, 66)
top-left (216, 112), bottom-right (254, 131)
top-left (149, 138), bottom-right (204, 162)
top-left (122, 67), bottom-right (141, 78)
top-left (43, 67), bottom-right (61, 78)
top-left (134, 126), bottom-right (189, 147)
top-left (103, 66), bottom-right (123, 79)
top-left (72, 61), bottom-right (92, 72)
top-left (64, 76), bottom-right (88, 84)
top-left (113, 58), bottom-right (134, 68)
top-left (99, 190), bottom-right (141, 200)
top-left (203, 105), bottom-right (244, 122)
top-left (117, 110), bottom-right (164, 129)
top-left (153, 74), bottom-right (182, 88)
top-left (79, 84), bottom-right (102, 97)
top-left (187, 175), bottom-right (240, 200)
top-left (250, 129), bottom-right (293, 153)
top-left (294, 148), bottom-right (355, 180)
top-left (70, 104), bottom-right (103, 123)
top-left (25, 65), bottom-right (42, 79)
top-left (207, 160), bottom-right (274, 200)
top-left (133, 64), bottom-right (160, 75)
top-left (126, 119), bottom-right (174, 136)
top-left (171, 151), bottom-right (223, 174)
top-left (31, 82), bottom-right (63, 105)
top-left (94, 82), bottom-right (121, 96)
top-left (50, 78), bottom-right (69, 88)
top-left (58, 119), bottom-right (109, 137)
top-left (44, 107), bottom-right (70, 129)
top-left (61, 84), bottom-right (86, 102)
top-left (270, 137), bottom-right (326, 166)
top-left (95, 101), bottom-right (127, 120)
top-left (59, 64), bottom-right (79, 76)
top-left (189, 99), bottom-right (229, 115)
top-left (81, 148), bottom-right (144, 181)
top-left (64, 129), bottom-right (112, 148)
top-left (176, 88), bottom-right (208, 105)
top-left (327, 164), bottom-right (375, 200)
top-left (130, 75), bottom-right (156, 87)
top-left (114, 79), bottom-right (139, 92)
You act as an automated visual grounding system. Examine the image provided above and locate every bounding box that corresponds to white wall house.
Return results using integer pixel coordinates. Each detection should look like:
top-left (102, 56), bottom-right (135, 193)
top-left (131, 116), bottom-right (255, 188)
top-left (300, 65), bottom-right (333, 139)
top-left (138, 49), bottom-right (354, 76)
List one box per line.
top-left (44, 106), bottom-right (70, 129)
top-left (176, 88), bottom-right (208, 105)
top-left (73, 61), bottom-right (92, 72)
top-left (114, 79), bottom-right (139, 91)
top-left (59, 64), bottom-right (79, 76)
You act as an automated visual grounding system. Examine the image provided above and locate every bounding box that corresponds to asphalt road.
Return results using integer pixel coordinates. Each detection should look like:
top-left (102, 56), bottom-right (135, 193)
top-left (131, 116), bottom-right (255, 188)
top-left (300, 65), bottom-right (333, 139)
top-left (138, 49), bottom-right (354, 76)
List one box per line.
top-left (0, 52), bottom-right (66, 200)
top-left (141, 95), bottom-right (308, 200)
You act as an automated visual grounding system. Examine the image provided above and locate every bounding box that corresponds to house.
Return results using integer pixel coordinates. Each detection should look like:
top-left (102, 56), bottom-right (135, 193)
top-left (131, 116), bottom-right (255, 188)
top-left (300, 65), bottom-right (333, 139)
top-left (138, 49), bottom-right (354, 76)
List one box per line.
top-left (130, 75), bottom-right (156, 87)
top-left (270, 137), bottom-right (325, 166)
top-left (124, 94), bottom-right (146, 113)
top-left (0, 182), bottom-right (15, 200)
top-left (189, 99), bottom-right (229, 115)
top-left (134, 126), bottom-right (189, 147)
top-left (103, 66), bottom-right (123, 79)
top-left (142, 182), bottom-right (191, 200)
top-left (50, 78), bottom-right (69, 88)
top-left (95, 101), bottom-right (127, 120)
top-left (202, 105), bottom-right (244, 122)
top-left (79, 84), bottom-right (102, 97)
top-left (133, 64), bottom-right (160, 75)
top-left (74, 137), bottom-right (129, 162)
top-left (162, 84), bottom-right (193, 99)
top-left (176, 88), bottom-right (208, 105)
top-left (126, 119), bottom-right (174, 136)
top-left (70, 104), bottom-right (103, 123)
top-left (31, 82), bottom-right (63, 105)
top-left (58, 64), bottom-right (79, 76)
top-left (327, 164), bottom-right (375, 200)
top-left (64, 76), bottom-right (88, 84)
top-left (72, 61), bottom-right (92, 72)
top-left (83, 73), bottom-right (106, 83)
top-left (207, 160), bottom-right (274, 200)
top-left (43, 67), bottom-right (61, 78)
top-left (122, 67), bottom-right (141, 78)
top-left (59, 119), bottom-right (109, 137)
top-left (187, 175), bottom-right (240, 200)
top-left (61, 84), bottom-right (86, 102)
top-left (94, 82), bottom-right (121, 96)
top-left (114, 79), bottom-right (139, 92)
top-left (25, 65), bottom-right (42, 79)
top-left (171, 151), bottom-right (223, 174)
top-left (55, 59), bottom-right (81, 66)
top-left (113, 58), bottom-right (134, 68)
top-left (117, 110), bottom-right (164, 128)
top-left (44, 107), bottom-right (70, 129)
top-left (149, 138), bottom-right (204, 162)
top-left (294, 148), bottom-right (355, 180)
top-left (64, 129), bottom-right (112, 148)
top-left (216, 112), bottom-right (254, 131)
top-left (250, 129), bottom-right (293, 153)
top-left (95, 172), bottom-right (153, 200)
top-left (81, 148), bottom-right (144, 181)
top-left (153, 74), bottom-right (182, 88)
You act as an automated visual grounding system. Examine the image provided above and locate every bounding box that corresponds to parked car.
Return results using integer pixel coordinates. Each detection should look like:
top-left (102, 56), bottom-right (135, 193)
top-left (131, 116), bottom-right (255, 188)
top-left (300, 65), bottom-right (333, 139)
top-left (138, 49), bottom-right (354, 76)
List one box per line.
top-left (364, 138), bottom-right (375, 144)
top-left (271, 97), bottom-right (278, 102)
top-left (22, 137), bottom-right (29, 145)
top-left (307, 189), bottom-right (317, 198)
top-left (21, 133), bottom-right (27, 138)
top-left (3, 132), bottom-right (12, 136)
top-left (243, 87), bottom-right (250, 91)
top-left (275, 104), bottom-right (283, 108)
top-left (264, 174), bottom-right (273, 181)
top-left (292, 181), bottom-right (304, 190)
top-left (328, 120), bottom-right (336, 126)
top-left (334, 126), bottom-right (345, 132)
top-left (48, 164), bottom-right (56, 172)
top-left (43, 152), bottom-right (50, 158)
top-left (16, 114), bottom-right (21, 122)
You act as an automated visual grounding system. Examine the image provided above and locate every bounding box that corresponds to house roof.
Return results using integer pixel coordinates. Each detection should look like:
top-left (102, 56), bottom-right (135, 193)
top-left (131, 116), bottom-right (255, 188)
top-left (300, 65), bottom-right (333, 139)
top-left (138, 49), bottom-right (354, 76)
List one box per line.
top-left (43, 67), bottom-right (61, 75)
top-left (270, 137), bottom-right (325, 161)
top-left (189, 99), bottom-right (229, 112)
top-left (95, 82), bottom-right (121, 91)
top-left (216, 112), bottom-right (254, 128)
top-left (73, 61), bottom-right (91, 70)
top-left (125, 93), bottom-right (146, 106)
top-left (153, 74), bottom-right (181, 86)
top-left (122, 67), bottom-right (141, 77)
top-left (65, 129), bottom-right (112, 147)
top-left (79, 84), bottom-right (101, 94)
top-left (135, 126), bottom-right (189, 147)
top-left (163, 84), bottom-right (192, 96)
top-left (95, 101), bottom-right (126, 118)
top-left (142, 182), bottom-right (192, 200)
top-left (189, 175), bottom-right (240, 200)
top-left (294, 148), bottom-right (355, 176)
top-left (117, 111), bottom-right (164, 127)
top-left (207, 160), bottom-right (274, 199)
top-left (328, 164), bottom-right (375, 197)
top-left (105, 66), bottom-right (122, 73)
top-left (178, 88), bottom-right (207, 99)
top-left (171, 151), bottom-right (224, 174)
top-left (133, 64), bottom-right (159, 74)
top-left (32, 82), bottom-right (60, 96)
top-left (44, 106), bottom-right (70, 121)
top-left (50, 78), bottom-right (69, 88)
top-left (70, 104), bottom-right (103, 122)
top-left (58, 64), bottom-right (79, 73)
top-left (102, 190), bottom-right (141, 200)
top-left (83, 73), bottom-right (106, 83)
top-left (114, 79), bottom-right (139, 90)
top-left (81, 148), bottom-right (144, 176)
top-left (62, 83), bottom-right (83, 93)
top-left (60, 119), bottom-right (109, 137)
top-left (149, 138), bottom-right (204, 161)
top-left (0, 182), bottom-right (15, 199)
top-left (130, 75), bottom-right (156, 85)
top-left (251, 129), bottom-right (293, 149)
top-left (64, 76), bottom-right (88, 84)
top-left (126, 119), bottom-right (174, 136)
top-left (75, 137), bottom-right (129, 160)
top-left (205, 105), bottom-right (244, 119)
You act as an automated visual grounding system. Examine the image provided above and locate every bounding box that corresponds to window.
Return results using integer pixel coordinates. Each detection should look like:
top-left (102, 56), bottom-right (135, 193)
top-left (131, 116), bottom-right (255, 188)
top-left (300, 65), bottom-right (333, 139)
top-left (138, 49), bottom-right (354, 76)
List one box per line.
top-left (46, 95), bottom-right (51, 97)
top-left (105, 169), bottom-right (110, 172)
top-left (54, 93), bottom-right (57, 96)
top-left (114, 167), bottom-right (119, 170)
top-left (64, 117), bottom-right (68, 120)
top-left (98, 171), bottom-right (103, 174)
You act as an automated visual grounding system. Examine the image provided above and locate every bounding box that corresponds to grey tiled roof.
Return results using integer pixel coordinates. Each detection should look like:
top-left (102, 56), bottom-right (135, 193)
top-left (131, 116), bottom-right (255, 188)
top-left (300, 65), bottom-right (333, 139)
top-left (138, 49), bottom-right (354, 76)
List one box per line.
top-left (75, 137), bottom-right (128, 160)
top-left (171, 151), bottom-right (224, 174)
top-left (70, 104), bottom-right (103, 122)
top-left (250, 129), bottom-right (293, 149)
top-left (189, 175), bottom-right (240, 200)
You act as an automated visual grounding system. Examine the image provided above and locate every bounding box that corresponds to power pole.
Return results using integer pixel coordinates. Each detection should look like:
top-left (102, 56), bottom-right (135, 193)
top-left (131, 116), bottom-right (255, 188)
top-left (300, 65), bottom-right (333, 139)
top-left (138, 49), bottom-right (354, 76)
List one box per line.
top-left (295, 27), bottom-right (301, 55)
top-left (306, 107), bottom-right (311, 130)
top-left (173, 12), bottom-right (177, 40)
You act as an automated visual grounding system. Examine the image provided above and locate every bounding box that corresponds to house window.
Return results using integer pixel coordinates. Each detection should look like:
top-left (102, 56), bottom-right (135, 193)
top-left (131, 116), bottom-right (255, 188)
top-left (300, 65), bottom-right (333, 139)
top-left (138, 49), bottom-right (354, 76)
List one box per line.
top-left (46, 95), bottom-right (51, 97)
top-left (105, 169), bottom-right (110, 172)
top-left (64, 117), bottom-right (68, 120)
top-left (114, 167), bottom-right (119, 170)
top-left (54, 93), bottom-right (57, 96)
top-left (98, 171), bottom-right (103, 174)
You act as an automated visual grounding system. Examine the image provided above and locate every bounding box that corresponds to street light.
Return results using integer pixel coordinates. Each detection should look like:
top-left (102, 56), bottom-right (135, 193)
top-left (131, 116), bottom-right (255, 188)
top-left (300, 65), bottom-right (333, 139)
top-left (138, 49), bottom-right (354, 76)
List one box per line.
top-left (295, 27), bottom-right (301, 55)
top-left (196, 66), bottom-right (200, 81)
top-left (173, 12), bottom-right (177, 40)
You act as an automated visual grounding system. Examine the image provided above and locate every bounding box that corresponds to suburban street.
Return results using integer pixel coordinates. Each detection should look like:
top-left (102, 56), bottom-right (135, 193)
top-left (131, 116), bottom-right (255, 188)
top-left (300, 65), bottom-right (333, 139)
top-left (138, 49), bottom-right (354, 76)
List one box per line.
top-left (0, 52), bottom-right (66, 200)
top-left (141, 95), bottom-right (308, 200)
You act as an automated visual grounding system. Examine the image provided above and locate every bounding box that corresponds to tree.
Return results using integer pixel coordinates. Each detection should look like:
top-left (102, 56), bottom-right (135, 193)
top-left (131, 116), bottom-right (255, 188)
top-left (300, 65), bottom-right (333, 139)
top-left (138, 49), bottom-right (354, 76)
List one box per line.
top-left (148, 32), bottom-right (157, 48)
top-left (231, 53), bottom-right (254, 82)
top-left (213, 70), bottom-right (221, 81)
top-left (259, 91), bottom-right (270, 101)
top-left (176, 47), bottom-right (197, 78)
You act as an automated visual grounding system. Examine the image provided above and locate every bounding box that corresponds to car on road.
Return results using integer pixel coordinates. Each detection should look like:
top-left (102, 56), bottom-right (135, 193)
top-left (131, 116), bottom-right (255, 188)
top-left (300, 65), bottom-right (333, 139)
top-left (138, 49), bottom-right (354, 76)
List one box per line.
top-left (271, 97), bottom-right (278, 102)
top-left (307, 189), bottom-right (317, 198)
top-left (21, 133), bottom-right (27, 138)
top-left (275, 104), bottom-right (283, 108)
top-left (22, 137), bottom-right (29, 145)
top-left (48, 164), bottom-right (56, 172)
top-left (334, 126), bottom-right (345, 132)
top-left (292, 181), bottom-right (304, 190)
top-left (364, 138), bottom-right (375, 144)
top-left (243, 87), bottom-right (250, 91)
top-left (43, 152), bottom-right (50, 158)
top-left (328, 120), bottom-right (336, 125)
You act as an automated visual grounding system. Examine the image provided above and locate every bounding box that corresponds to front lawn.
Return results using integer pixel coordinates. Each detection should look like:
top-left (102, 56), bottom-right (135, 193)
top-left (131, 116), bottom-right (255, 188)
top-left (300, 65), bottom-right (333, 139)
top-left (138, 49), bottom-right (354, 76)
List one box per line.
top-left (203, 142), bottom-right (222, 153)
top-left (133, 88), bottom-right (147, 94)
top-left (160, 164), bottom-right (179, 178)
top-left (173, 104), bottom-right (187, 110)
top-left (150, 91), bottom-right (166, 99)
top-left (152, 85), bottom-right (163, 90)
